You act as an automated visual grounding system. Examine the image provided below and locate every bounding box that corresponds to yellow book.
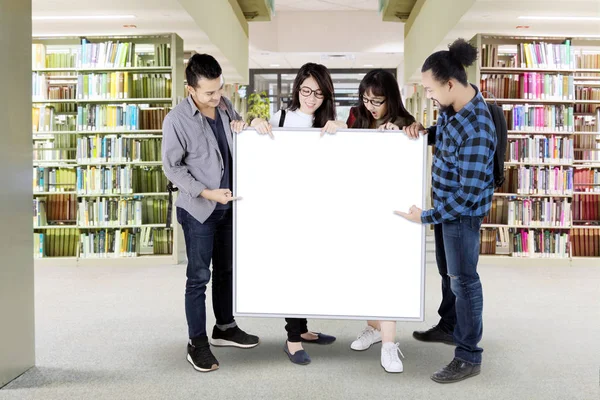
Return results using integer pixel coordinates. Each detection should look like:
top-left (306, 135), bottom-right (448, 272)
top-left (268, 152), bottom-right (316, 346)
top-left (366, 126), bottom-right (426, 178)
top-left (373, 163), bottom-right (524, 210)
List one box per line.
top-left (110, 72), bottom-right (117, 99)
top-left (123, 72), bottom-right (129, 99)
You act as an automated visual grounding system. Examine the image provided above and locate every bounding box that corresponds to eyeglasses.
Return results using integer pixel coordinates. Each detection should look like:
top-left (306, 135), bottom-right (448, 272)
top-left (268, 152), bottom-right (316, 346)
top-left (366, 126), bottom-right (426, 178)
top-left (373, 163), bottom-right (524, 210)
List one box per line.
top-left (299, 86), bottom-right (324, 99)
top-left (361, 96), bottom-right (386, 107)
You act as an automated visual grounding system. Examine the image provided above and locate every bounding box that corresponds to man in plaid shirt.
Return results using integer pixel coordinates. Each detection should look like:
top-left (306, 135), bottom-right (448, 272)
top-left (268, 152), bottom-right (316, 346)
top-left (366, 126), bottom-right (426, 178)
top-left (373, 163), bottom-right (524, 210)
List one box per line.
top-left (399, 38), bottom-right (496, 384)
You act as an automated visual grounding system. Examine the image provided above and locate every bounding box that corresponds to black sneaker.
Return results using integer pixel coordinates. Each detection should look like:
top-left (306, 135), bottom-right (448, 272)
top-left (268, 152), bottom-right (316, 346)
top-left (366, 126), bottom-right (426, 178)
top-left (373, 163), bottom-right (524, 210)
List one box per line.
top-left (187, 342), bottom-right (219, 372)
top-left (412, 325), bottom-right (455, 345)
top-left (210, 325), bottom-right (259, 348)
top-left (431, 358), bottom-right (481, 383)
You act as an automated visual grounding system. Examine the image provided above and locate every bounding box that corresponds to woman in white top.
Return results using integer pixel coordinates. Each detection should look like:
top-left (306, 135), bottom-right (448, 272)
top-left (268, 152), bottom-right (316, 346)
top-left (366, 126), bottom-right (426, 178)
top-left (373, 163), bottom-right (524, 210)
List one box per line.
top-left (250, 62), bottom-right (346, 365)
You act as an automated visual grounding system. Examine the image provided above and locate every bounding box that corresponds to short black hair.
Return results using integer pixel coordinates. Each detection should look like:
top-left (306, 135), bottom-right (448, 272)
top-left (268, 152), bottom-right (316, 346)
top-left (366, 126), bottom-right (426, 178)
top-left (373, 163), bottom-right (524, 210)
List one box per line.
top-left (186, 54), bottom-right (222, 88)
top-left (421, 38), bottom-right (478, 86)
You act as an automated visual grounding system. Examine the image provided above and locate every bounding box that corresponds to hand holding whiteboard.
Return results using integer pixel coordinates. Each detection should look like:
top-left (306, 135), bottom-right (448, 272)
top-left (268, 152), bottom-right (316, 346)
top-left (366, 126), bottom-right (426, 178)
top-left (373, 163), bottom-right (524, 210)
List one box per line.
top-left (234, 128), bottom-right (427, 321)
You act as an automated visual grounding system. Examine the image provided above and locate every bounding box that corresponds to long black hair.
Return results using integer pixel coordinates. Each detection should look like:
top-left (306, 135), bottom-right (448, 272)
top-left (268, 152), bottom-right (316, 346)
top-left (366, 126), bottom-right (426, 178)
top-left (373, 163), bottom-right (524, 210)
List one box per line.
top-left (289, 63), bottom-right (336, 128)
top-left (421, 38), bottom-right (477, 85)
top-left (353, 69), bottom-right (414, 129)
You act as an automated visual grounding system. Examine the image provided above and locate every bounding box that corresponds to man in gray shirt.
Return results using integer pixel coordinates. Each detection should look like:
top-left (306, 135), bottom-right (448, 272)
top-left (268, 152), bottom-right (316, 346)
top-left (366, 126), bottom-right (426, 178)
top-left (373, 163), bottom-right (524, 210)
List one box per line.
top-left (162, 54), bottom-right (259, 373)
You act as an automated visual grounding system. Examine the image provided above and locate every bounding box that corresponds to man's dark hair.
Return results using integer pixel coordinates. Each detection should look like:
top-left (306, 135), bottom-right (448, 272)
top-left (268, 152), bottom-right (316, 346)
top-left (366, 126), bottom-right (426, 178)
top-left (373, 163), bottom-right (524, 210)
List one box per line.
top-left (186, 54), bottom-right (222, 88)
top-left (421, 38), bottom-right (478, 86)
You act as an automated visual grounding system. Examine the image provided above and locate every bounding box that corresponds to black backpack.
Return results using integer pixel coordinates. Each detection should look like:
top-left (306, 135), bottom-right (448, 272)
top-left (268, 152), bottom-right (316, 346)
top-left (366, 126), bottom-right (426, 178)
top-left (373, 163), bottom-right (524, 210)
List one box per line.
top-left (485, 101), bottom-right (507, 189)
top-left (427, 101), bottom-right (507, 189)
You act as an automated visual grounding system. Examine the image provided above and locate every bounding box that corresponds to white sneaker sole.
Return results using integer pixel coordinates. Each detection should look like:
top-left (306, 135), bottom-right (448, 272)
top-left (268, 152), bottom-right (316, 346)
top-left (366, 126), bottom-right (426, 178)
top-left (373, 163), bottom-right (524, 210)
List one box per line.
top-left (209, 338), bottom-right (260, 348)
top-left (187, 354), bottom-right (219, 372)
top-left (381, 364), bottom-right (404, 373)
top-left (350, 338), bottom-right (382, 351)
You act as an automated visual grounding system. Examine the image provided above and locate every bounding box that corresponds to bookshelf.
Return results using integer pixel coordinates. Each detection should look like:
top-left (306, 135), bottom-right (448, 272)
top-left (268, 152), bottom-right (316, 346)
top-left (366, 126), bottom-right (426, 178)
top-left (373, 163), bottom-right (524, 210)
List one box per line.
top-left (32, 34), bottom-right (184, 265)
top-left (469, 34), bottom-right (600, 264)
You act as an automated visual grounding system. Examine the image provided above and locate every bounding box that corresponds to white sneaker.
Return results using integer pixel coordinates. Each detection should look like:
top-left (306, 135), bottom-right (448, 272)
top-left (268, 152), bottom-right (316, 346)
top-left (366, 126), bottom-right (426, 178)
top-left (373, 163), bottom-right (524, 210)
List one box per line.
top-left (350, 326), bottom-right (382, 351)
top-left (381, 342), bottom-right (404, 373)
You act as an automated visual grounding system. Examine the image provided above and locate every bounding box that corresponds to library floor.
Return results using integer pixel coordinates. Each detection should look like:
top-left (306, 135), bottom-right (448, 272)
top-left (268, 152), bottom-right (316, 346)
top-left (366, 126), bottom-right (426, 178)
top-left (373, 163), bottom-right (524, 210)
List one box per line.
top-left (1, 251), bottom-right (599, 400)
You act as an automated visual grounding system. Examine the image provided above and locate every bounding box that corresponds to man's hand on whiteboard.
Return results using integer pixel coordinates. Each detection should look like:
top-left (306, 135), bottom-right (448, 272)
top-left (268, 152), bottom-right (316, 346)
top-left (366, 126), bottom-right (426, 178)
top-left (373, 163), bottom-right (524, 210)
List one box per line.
top-left (230, 120), bottom-right (248, 134)
top-left (378, 122), bottom-right (400, 131)
top-left (250, 117), bottom-right (274, 139)
top-left (394, 205), bottom-right (423, 224)
top-left (201, 189), bottom-right (242, 205)
top-left (403, 122), bottom-right (427, 140)
top-left (321, 120), bottom-right (347, 136)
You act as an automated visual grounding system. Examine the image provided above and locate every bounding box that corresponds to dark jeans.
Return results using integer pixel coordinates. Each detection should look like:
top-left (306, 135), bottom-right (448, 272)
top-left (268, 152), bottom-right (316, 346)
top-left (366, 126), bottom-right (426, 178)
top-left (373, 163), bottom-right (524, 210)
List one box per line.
top-left (285, 318), bottom-right (308, 342)
top-left (433, 216), bottom-right (484, 365)
top-left (177, 207), bottom-right (235, 340)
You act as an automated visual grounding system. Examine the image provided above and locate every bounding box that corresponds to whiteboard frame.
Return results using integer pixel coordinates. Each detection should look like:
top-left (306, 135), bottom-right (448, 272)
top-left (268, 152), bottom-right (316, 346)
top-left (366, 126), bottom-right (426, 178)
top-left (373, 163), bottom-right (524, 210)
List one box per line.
top-left (232, 127), bottom-right (427, 321)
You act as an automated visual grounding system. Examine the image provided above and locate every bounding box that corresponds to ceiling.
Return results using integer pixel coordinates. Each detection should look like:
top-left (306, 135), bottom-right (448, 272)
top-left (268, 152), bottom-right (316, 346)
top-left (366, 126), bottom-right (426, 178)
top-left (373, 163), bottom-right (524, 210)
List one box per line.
top-left (274, 0), bottom-right (380, 12)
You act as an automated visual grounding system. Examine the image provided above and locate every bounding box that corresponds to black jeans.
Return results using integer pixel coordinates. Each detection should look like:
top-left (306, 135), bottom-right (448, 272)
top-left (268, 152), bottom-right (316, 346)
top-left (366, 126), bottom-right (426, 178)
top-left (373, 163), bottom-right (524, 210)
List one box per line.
top-left (177, 207), bottom-right (235, 340)
top-left (285, 318), bottom-right (308, 342)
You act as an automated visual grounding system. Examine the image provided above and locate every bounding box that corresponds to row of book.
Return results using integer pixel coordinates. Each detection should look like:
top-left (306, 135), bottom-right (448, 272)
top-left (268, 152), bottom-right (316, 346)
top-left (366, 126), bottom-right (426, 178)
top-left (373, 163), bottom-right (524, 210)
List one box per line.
top-left (571, 228), bottom-right (600, 257)
top-left (76, 73), bottom-right (172, 100)
top-left (32, 44), bottom-right (76, 69)
top-left (573, 194), bottom-right (600, 223)
top-left (498, 166), bottom-right (574, 195)
top-left (33, 85), bottom-right (77, 113)
top-left (511, 229), bottom-right (570, 258)
top-left (77, 105), bottom-right (169, 131)
top-left (506, 136), bottom-right (573, 164)
top-left (76, 137), bottom-right (162, 163)
top-left (33, 227), bottom-right (174, 258)
top-left (33, 195), bottom-right (77, 225)
top-left (482, 42), bottom-right (575, 70)
top-left (33, 41), bottom-right (172, 70)
top-left (574, 88), bottom-right (600, 113)
top-left (33, 73), bottom-right (172, 100)
top-left (33, 229), bottom-right (79, 258)
top-left (573, 168), bottom-right (600, 192)
top-left (78, 40), bottom-right (171, 69)
top-left (33, 167), bottom-right (76, 193)
top-left (503, 105), bottom-right (574, 132)
top-left (33, 107), bottom-right (77, 132)
top-left (506, 198), bottom-right (571, 227)
top-left (78, 197), bottom-right (168, 227)
top-left (480, 73), bottom-right (574, 100)
top-left (76, 166), bottom-right (168, 195)
top-left (575, 53), bottom-right (600, 70)
top-left (33, 141), bottom-right (76, 162)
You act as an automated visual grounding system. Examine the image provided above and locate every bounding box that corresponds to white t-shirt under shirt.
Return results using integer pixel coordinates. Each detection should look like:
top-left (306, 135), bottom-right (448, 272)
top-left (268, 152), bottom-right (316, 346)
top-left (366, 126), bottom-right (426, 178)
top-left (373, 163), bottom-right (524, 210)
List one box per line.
top-left (269, 109), bottom-right (313, 128)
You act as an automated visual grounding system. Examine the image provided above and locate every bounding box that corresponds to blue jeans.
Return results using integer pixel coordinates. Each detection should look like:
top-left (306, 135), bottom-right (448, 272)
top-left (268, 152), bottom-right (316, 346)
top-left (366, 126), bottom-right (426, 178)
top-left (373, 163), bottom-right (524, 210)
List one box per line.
top-left (177, 207), bottom-right (235, 340)
top-left (434, 216), bottom-right (484, 365)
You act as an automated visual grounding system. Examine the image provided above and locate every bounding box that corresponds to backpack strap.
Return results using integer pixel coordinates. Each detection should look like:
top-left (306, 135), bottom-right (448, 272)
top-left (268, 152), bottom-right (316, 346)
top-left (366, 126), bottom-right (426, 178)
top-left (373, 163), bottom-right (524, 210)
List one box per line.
top-left (278, 109), bottom-right (287, 128)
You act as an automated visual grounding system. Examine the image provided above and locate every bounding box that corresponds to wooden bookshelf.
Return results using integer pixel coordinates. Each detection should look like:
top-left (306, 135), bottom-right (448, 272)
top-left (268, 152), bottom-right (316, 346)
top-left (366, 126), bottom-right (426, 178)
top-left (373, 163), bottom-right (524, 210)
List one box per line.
top-left (471, 34), bottom-right (600, 261)
top-left (32, 33), bottom-right (184, 264)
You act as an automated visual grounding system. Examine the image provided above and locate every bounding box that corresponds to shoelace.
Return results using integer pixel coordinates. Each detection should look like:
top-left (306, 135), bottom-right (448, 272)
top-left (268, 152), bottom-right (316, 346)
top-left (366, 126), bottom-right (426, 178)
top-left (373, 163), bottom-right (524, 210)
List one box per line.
top-left (446, 358), bottom-right (464, 372)
top-left (357, 326), bottom-right (375, 340)
top-left (383, 343), bottom-right (405, 360)
top-left (393, 342), bottom-right (405, 359)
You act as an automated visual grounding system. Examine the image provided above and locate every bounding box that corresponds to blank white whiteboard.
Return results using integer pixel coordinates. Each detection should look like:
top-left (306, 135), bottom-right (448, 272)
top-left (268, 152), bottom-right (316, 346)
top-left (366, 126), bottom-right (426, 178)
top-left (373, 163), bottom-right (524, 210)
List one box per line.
top-left (234, 128), bottom-right (426, 321)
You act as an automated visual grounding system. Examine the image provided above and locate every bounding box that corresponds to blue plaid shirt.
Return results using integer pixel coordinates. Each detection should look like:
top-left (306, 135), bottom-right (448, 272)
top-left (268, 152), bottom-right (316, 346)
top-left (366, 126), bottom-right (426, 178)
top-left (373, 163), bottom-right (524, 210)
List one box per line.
top-left (421, 86), bottom-right (496, 225)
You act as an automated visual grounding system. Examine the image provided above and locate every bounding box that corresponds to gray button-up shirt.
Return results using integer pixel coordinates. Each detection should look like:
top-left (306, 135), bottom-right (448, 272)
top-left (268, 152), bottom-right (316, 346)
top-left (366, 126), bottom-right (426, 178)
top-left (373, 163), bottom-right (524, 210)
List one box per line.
top-left (162, 96), bottom-right (241, 223)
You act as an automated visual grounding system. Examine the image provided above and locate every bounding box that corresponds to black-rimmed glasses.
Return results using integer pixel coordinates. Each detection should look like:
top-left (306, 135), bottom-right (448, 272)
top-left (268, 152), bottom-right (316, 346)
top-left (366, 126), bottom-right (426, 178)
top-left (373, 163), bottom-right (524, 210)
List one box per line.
top-left (361, 96), bottom-right (386, 107)
top-left (299, 86), bottom-right (324, 99)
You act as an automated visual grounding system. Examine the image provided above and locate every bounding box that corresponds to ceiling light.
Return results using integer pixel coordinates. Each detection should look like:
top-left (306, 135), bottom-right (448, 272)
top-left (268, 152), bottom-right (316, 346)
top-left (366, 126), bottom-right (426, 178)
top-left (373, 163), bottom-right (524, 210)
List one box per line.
top-left (363, 64), bottom-right (374, 67)
top-left (33, 15), bottom-right (136, 20)
top-left (518, 16), bottom-right (600, 21)
top-left (269, 64), bottom-right (280, 67)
